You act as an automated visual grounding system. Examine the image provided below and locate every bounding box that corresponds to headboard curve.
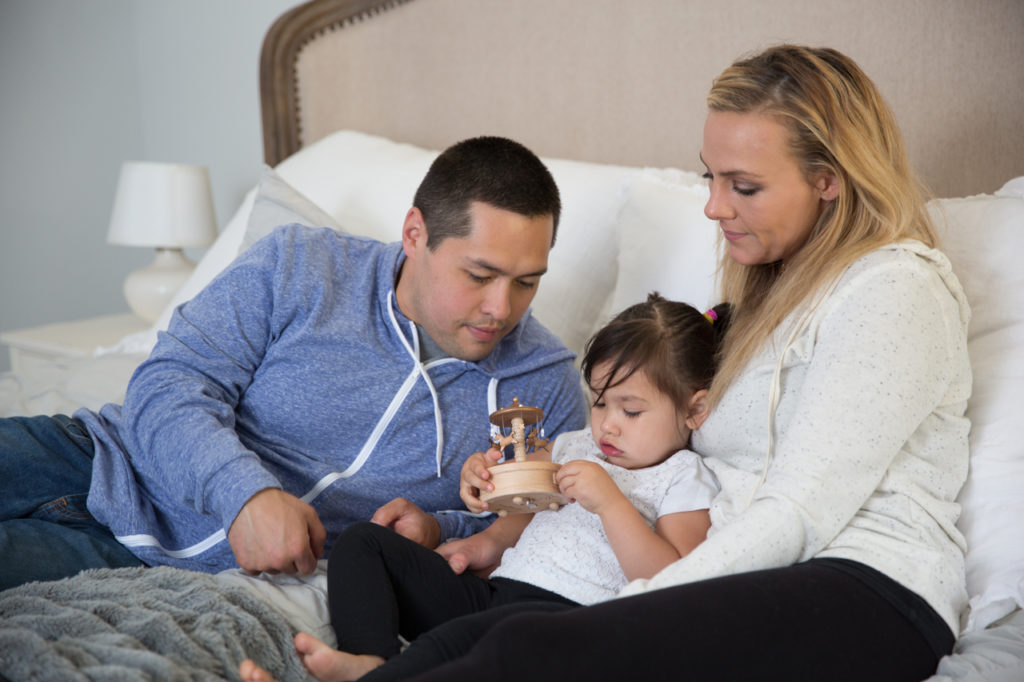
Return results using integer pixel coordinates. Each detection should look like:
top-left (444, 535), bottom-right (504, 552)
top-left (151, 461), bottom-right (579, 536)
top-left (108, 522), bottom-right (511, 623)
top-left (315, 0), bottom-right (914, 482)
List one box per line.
top-left (260, 0), bottom-right (411, 166)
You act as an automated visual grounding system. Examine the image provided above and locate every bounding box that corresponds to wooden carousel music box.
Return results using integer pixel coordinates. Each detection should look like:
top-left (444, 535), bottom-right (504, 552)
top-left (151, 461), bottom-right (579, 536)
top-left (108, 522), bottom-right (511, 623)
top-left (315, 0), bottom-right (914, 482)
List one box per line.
top-left (480, 398), bottom-right (567, 516)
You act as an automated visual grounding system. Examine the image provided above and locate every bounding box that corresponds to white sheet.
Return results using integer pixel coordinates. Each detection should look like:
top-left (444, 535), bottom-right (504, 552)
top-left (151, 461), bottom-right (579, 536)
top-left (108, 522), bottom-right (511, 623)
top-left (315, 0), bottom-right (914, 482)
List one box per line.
top-left (0, 352), bottom-right (144, 418)
top-left (216, 563), bottom-right (336, 648)
top-left (927, 608), bottom-right (1024, 682)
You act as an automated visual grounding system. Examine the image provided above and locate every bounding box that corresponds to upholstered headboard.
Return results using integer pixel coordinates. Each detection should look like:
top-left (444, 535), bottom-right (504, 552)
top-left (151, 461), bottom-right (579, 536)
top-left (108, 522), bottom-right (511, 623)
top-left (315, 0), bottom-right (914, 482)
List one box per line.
top-left (260, 0), bottom-right (1024, 198)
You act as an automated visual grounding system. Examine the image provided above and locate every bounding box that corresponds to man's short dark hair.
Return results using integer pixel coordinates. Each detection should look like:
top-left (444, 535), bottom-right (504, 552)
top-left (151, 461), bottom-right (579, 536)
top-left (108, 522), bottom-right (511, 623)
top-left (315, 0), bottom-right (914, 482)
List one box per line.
top-left (413, 136), bottom-right (561, 250)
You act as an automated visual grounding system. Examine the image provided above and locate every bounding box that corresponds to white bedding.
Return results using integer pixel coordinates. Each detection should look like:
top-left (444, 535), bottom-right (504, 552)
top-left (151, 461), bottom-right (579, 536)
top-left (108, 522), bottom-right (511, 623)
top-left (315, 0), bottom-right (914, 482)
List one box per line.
top-left (215, 563), bottom-right (336, 649)
top-left (0, 352), bottom-right (144, 419)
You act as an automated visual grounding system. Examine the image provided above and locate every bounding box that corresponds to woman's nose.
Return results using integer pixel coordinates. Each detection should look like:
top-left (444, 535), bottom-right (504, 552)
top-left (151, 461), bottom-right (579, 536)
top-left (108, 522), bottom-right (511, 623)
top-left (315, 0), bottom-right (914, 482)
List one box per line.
top-left (704, 184), bottom-right (735, 221)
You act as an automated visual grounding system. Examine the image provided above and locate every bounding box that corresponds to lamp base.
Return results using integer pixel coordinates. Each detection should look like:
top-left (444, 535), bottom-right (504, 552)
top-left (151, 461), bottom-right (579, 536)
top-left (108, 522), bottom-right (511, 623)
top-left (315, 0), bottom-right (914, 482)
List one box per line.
top-left (123, 248), bottom-right (195, 324)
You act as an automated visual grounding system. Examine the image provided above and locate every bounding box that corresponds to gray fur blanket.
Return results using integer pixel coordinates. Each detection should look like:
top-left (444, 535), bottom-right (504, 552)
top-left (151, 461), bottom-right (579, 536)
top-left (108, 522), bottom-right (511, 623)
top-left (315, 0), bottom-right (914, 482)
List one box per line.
top-left (0, 566), bottom-right (309, 681)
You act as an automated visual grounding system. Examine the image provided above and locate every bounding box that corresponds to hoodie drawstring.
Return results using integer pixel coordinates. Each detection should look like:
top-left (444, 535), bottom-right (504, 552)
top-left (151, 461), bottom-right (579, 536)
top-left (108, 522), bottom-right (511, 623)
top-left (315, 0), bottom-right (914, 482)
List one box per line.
top-left (746, 271), bottom-right (845, 509)
top-left (387, 291), bottom-right (446, 477)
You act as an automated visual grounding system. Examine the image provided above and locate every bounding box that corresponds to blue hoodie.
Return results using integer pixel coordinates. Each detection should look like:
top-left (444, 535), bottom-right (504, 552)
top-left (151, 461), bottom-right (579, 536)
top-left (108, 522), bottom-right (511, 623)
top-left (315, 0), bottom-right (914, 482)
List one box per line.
top-left (78, 226), bottom-right (587, 572)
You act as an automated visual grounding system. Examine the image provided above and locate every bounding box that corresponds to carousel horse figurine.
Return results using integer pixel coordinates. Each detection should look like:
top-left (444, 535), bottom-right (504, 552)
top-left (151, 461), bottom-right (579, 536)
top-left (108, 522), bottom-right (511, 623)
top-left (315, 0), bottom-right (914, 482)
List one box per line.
top-left (481, 398), bottom-right (566, 516)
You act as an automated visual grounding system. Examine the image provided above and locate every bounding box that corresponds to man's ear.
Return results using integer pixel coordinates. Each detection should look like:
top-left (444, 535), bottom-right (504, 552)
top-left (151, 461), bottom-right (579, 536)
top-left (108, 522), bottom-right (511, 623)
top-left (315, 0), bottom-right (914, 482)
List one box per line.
top-left (684, 389), bottom-right (710, 430)
top-left (401, 207), bottom-right (428, 257)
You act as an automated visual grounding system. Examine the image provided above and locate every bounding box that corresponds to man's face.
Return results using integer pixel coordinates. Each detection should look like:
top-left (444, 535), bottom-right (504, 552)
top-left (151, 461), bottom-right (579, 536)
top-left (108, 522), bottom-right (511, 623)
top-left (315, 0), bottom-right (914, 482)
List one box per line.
top-left (395, 201), bottom-right (554, 362)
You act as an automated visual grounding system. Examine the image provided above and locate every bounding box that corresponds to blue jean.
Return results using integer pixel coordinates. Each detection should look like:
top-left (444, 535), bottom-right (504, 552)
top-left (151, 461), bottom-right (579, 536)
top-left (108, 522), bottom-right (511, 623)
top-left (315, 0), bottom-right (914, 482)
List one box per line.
top-left (0, 414), bottom-right (143, 590)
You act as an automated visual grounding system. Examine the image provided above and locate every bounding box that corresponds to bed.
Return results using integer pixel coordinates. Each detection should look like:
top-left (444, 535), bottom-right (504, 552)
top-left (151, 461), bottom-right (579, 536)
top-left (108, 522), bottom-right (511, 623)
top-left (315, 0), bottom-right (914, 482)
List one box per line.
top-left (2, 0), bottom-right (1023, 679)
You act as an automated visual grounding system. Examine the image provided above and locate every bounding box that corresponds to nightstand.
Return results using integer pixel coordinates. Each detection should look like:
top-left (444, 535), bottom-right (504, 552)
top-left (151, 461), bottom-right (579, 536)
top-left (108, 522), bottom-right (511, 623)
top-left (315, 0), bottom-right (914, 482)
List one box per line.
top-left (0, 313), bottom-right (148, 374)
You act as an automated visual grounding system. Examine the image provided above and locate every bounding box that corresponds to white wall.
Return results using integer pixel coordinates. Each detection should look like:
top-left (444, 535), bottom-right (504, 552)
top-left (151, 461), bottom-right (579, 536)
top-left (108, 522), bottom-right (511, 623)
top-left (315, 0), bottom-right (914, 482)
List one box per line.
top-left (0, 0), bottom-right (299, 371)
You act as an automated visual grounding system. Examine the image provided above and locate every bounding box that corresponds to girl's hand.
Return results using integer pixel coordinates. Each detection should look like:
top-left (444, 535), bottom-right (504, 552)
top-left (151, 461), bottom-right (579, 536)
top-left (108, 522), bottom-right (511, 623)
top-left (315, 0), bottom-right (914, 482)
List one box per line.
top-left (460, 449), bottom-right (504, 512)
top-left (555, 460), bottom-right (628, 516)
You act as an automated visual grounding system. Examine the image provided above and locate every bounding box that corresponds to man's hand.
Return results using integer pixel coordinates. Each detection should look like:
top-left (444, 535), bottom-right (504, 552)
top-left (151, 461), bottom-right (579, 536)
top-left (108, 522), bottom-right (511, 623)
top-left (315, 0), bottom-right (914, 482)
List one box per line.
top-left (227, 488), bottom-right (325, 575)
top-left (460, 449), bottom-right (504, 512)
top-left (371, 497), bottom-right (441, 549)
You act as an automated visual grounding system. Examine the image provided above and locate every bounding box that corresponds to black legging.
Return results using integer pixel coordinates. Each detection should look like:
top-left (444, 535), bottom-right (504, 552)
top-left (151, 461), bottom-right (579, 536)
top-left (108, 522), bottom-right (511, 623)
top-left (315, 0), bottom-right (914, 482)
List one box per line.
top-left (328, 522), bottom-right (577, 681)
top-left (401, 559), bottom-right (955, 682)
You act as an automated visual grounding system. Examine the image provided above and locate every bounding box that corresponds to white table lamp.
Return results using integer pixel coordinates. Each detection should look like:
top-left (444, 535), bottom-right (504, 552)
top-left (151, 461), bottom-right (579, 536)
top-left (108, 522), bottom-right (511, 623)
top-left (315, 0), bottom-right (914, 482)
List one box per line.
top-left (107, 162), bottom-right (218, 324)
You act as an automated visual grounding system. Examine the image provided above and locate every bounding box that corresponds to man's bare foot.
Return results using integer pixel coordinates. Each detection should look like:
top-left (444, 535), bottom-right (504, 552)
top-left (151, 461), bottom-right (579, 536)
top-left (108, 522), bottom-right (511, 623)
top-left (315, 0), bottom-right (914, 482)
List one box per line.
top-left (294, 632), bottom-right (386, 682)
top-left (239, 658), bottom-right (279, 682)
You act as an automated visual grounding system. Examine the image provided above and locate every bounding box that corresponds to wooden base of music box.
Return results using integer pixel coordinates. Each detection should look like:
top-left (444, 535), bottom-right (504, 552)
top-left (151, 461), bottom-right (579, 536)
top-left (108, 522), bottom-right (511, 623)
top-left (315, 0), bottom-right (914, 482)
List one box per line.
top-left (479, 460), bottom-right (566, 516)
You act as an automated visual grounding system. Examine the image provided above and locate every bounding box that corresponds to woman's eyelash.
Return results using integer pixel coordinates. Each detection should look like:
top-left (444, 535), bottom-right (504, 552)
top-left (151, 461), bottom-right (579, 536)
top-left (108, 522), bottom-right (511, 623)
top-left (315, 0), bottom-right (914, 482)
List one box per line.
top-left (703, 171), bottom-right (759, 196)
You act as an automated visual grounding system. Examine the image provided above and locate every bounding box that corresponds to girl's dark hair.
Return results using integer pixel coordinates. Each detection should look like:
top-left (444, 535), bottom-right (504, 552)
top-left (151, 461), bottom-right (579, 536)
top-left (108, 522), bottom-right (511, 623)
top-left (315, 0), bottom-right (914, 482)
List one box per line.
top-left (582, 293), bottom-right (732, 410)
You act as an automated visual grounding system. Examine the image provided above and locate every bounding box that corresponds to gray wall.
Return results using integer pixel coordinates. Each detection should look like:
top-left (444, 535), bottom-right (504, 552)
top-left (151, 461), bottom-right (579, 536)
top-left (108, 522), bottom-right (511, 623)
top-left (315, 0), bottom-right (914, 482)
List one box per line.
top-left (0, 0), bottom-right (299, 371)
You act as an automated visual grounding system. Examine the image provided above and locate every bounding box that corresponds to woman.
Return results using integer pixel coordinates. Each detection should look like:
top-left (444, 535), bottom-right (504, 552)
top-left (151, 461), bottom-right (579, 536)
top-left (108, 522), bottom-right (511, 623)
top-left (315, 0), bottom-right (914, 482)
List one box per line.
top-left (407, 45), bottom-right (971, 681)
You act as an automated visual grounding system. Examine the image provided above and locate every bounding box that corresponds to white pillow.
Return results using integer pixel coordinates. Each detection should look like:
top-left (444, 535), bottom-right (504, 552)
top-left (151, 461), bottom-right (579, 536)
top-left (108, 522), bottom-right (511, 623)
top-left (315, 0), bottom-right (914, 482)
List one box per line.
top-left (526, 158), bottom-right (637, 358)
top-left (598, 167), bottom-right (719, 338)
top-left (929, 178), bottom-right (1024, 632)
top-left (237, 165), bottom-right (341, 254)
top-left (272, 130), bottom-right (437, 244)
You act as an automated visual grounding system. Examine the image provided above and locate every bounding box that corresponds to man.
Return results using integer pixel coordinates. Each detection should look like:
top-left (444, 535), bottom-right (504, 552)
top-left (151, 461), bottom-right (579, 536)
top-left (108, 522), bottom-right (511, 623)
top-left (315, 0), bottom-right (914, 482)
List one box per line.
top-left (0, 136), bottom-right (587, 589)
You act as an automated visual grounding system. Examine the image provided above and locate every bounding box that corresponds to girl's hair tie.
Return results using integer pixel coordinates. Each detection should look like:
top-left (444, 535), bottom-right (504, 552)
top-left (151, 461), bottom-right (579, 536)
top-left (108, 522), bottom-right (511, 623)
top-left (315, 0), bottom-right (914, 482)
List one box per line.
top-left (703, 309), bottom-right (718, 324)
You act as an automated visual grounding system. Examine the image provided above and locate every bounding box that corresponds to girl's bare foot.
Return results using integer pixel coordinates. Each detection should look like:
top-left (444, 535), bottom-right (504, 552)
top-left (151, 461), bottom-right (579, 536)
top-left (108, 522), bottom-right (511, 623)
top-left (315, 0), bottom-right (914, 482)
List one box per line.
top-left (294, 632), bottom-right (386, 682)
top-left (238, 634), bottom-right (384, 682)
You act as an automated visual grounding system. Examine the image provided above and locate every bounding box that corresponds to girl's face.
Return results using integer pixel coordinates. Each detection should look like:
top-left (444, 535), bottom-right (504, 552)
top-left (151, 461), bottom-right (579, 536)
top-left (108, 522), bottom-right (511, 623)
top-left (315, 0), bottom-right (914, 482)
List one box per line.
top-left (588, 361), bottom-right (689, 470)
top-left (701, 110), bottom-right (837, 266)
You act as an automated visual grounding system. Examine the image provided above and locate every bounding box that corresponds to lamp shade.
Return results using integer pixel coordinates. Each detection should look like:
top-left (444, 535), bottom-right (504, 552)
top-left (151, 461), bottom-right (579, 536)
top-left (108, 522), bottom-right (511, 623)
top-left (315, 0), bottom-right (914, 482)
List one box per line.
top-left (107, 162), bottom-right (218, 248)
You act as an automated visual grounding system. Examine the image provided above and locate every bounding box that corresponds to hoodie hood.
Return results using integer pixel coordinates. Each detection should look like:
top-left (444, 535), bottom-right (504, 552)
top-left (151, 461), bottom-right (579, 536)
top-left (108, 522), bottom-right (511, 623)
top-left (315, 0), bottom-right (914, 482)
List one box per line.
top-left (896, 239), bottom-right (971, 331)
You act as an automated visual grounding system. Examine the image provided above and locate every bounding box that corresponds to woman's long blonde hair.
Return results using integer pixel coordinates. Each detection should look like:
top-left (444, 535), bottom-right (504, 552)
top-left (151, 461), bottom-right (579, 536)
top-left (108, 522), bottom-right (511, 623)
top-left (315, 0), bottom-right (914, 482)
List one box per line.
top-left (707, 45), bottom-right (938, 404)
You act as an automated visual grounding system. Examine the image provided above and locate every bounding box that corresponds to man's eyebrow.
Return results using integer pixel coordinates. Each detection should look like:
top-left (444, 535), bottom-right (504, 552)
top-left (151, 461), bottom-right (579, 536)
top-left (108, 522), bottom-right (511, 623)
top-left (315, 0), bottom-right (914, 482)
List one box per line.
top-left (467, 258), bottom-right (547, 278)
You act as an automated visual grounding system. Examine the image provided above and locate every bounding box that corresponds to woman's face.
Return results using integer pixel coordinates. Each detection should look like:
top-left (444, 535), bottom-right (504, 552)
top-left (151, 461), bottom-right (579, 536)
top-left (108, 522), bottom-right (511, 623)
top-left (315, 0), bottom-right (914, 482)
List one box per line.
top-left (701, 111), bottom-right (836, 266)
